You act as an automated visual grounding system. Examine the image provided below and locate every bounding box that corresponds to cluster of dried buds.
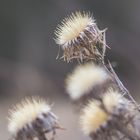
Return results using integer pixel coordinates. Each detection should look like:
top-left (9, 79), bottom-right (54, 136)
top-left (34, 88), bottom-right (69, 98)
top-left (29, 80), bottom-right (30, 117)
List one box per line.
top-left (55, 11), bottom-right (140, 140)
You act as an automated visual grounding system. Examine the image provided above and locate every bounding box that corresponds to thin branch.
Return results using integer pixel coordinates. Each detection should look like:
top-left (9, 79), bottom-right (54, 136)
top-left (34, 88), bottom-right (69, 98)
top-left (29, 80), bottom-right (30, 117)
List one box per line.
top-left (107, 61), bottom-right (140, 111)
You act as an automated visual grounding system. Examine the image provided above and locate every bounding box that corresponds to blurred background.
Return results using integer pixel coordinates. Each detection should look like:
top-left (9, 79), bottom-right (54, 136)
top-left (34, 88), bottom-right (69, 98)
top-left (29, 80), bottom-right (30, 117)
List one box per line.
top-left (0, 0), bottom-right (140, 139)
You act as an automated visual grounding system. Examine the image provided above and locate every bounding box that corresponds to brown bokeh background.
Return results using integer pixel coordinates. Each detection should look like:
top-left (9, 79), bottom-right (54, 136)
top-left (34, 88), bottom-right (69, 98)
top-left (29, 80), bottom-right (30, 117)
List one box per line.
top-left (0, 0), bottom-right (140, 139)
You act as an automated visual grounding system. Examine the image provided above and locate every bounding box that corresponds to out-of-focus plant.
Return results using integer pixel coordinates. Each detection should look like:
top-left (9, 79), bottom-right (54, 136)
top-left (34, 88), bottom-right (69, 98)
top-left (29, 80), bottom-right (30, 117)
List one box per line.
top-left (8, 97), bottom-right (63, 140)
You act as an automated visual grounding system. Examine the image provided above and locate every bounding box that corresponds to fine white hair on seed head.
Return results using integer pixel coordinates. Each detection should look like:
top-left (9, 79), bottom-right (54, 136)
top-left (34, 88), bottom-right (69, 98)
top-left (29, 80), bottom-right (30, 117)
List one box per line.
top-left (80, 99), bottom-right (108, 135)
top-left (102, 89), bottom-right (126, 114)
top-left (55, 11), bottom-right (95, 46)
top-left (66, 63), bottom-right (109, 100)
top-left (8, 97), bottom-right (58, 139)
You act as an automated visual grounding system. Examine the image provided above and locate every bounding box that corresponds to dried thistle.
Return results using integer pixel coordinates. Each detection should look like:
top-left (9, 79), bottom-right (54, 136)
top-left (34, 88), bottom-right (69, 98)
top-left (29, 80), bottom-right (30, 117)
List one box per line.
top-left (80, 99), bottom-right (109, 136)
top-left (8, 97), bottom-right (61, 140)
top-left (54, 11), bottom-right (107, 62)
top-left (102, 89), bottom-right (125, 114)
top-left (80, 90), bottom-right (140, 140)
top-left (66, 62), bottom-right (112, 102)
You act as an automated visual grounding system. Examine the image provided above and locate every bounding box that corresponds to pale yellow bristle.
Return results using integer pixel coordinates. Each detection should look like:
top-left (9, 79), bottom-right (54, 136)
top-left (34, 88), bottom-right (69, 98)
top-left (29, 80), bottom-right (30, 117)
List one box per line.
top-left (55, 12), bottom-right (95, 45)
top-left (80, 100), bottom-right (108, 135)
top-left (8, 97), bottom-right (50, 135)
top-left (103, 89), bottom-right (122, 113)
top-left (66, 63), bottom-right (109, 100)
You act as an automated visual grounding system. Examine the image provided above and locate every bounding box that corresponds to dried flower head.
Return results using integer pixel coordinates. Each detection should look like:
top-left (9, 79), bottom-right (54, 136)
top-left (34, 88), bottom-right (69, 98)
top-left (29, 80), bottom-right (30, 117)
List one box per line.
top-left (102, 91), bottom-right (140, 140)
top-left (102, 89), bottom-right (125, 114)
top-left (55, 11), bottom-right (107, 62)
top-left (66, 63), bottom-right (110, 101)
top-left (80, 96), bottom-right (140, 140)
top-left (8, 97), bottom-right (60, 140)
top-left (80, 100), bottom-right (108, 135)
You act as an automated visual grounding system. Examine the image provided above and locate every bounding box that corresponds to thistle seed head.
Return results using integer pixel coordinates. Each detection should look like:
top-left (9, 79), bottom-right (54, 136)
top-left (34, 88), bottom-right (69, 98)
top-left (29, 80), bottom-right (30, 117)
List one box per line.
top-left (8, 97), bottom-right (60, 140)
top-left (79, 95), bottom-right (137, 139)
top-left (66, 63), bottom-right (110, 100)
top-left (80, 100), bottom-right (108, 135)
top-left (54, 11), bottom-right (107, 62)
top-left (102, 89), bottom-right (127, 115)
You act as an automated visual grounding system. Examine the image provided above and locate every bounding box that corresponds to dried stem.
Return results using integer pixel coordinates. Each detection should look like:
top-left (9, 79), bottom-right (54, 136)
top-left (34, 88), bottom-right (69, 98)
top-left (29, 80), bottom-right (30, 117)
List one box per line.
top-left (107, 61), bottom-right (140, 111)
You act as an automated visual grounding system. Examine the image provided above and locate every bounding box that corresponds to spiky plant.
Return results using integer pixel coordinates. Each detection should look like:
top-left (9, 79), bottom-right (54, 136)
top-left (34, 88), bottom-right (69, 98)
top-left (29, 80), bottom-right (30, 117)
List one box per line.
top-left (55, 12), bottom-right (107, 63)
